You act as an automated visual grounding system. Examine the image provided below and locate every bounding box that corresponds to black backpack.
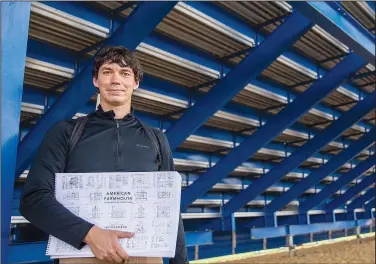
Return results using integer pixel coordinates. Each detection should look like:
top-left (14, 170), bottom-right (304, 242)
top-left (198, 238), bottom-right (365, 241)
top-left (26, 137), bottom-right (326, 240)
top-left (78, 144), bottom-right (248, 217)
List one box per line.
top-left (68, 115), bottom-right (162, 170)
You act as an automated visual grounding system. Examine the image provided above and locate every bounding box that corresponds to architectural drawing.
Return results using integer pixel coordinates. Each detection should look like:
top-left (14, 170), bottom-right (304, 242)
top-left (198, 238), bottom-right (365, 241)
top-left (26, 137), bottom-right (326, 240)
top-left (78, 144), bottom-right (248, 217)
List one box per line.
top-left (135, 190), bottom-right (148, 201)
top-left (110, 205), bottom-right (126, 218)
top-left (62, 175), bottom-right (83, 189)
top-left (134, 204), bottom-right (146, 218)
top-left (157, 206), bottom-right (170, 218)
top-left (89, 192), bottom-right (102, 202)
top-left (48, 171), bottom-right (181, 258)
top-left (157, 191), bottom-right (171, 199)
top-left (109, 174), bottom-right (128, 189)
top-left (134, 221), bottom-right (146, 233)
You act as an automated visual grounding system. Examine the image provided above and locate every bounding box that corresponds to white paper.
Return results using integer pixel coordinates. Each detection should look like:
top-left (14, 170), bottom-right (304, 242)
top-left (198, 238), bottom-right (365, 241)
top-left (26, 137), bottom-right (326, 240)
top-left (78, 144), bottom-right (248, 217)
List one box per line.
top-left (46, 171), bottom-right (182, 259)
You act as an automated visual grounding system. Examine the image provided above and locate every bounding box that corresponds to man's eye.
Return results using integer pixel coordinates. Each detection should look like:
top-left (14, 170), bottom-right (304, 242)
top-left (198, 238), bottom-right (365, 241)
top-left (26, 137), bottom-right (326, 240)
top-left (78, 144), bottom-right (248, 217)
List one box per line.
top-left (103, 71), bottom-right (111, 75)
top-left (122, 72), bottom-right (131, 76)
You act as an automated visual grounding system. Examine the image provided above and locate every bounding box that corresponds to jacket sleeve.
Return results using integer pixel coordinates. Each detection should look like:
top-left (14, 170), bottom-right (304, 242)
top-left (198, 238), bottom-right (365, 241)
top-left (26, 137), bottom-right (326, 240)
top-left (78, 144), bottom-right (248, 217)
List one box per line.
top-left (156, 130), bottom-right (189, 264)
top-left (19, 121), bottom-right (94, 249)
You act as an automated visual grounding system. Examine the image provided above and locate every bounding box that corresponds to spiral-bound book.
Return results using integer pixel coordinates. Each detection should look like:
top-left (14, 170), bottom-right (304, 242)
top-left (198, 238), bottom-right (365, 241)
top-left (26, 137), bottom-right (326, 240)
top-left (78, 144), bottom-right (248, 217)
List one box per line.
top-left (46, 171), bottom-right (181, 259)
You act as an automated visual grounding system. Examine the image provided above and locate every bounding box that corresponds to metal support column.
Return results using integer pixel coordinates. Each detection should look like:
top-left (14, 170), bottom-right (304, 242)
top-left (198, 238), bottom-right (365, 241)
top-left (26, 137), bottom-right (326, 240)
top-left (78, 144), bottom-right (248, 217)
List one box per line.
top-left (0, 2), bottom-right (31, 263)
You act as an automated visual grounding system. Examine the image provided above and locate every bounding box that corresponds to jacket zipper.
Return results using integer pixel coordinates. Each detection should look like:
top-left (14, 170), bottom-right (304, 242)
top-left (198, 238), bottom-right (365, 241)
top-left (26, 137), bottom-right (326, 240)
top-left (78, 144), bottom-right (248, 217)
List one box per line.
top-left (115, 121), bottom-right (120, 170)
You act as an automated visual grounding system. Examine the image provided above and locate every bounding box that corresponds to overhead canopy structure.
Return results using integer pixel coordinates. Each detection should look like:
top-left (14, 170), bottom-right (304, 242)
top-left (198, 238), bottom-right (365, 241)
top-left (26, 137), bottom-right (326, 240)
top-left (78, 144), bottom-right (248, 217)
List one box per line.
top-left (1, 1), bottom-right (375, 263)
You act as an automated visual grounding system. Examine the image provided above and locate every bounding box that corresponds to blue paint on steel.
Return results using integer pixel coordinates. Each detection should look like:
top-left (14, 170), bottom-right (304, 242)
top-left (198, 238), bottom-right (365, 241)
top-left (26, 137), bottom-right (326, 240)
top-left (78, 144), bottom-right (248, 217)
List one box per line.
top-left (328, 1), bottom-right (375, 39)
top-left (347, 188), bottom-right (375, 210)
top-left (29, 1), bottom-right (369, 122)
top-left (289, 221), bottom-right (356, 235)
top-left (250, 226), bottom-right (287, 239)
top-left (219, 54), bottom-right (367, 216)
top-left (298, 213), bottom-right (310, 225)
top-left (326, 174), bottom-right (375, 211)
top-left (250, 219), bottom-right (373, 240)
top-left (27, 39), bottom-right (76, 70)
top-left (264, 213), bottom-right (278, 227)
top-left (365, 198), bottom-right (375, 210)
top-left (300, 155), bottom-right (376, 212)
top-left (356, 218), bottom-right (374, 227)
top-left (166, 12), bottom-right (313, 151)
top-left (1, 2), bottom-right (31, 263)
top-left (265, 128), bottom-right (375, 213)
top-left (23, 34), bottom-right (371, 135)
top-left (8, 242), bottom-right (50, 264)
top-left (15, 1), bottom-right (177, 177)
top-left (231, 213), bottom-right (236, 232)
top-left (290, 1), bottom-right (375, 65)
top-left (186, 2), bottom-right (364, 97)
top-left (366, 2), bottom-right (376, 12)
top-left (185, 231), bottom-right (213, 247)
top-left (20, 73), bottom-right (364, 170)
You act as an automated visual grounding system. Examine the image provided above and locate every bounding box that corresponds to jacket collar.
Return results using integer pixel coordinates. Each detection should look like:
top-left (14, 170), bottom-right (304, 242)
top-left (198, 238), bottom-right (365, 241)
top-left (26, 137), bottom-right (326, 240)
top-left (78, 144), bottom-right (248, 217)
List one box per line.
top-left (95, 104), bottom-right (135, 120)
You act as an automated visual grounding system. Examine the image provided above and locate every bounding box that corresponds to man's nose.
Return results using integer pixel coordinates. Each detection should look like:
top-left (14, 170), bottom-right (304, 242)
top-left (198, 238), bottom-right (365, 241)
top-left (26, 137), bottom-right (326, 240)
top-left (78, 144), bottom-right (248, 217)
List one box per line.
top-left (110, 72), bottom-right (121, 84)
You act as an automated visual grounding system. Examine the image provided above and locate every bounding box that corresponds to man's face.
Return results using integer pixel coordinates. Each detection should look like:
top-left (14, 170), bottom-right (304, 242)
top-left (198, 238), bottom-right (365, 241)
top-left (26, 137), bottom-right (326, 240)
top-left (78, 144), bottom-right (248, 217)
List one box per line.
top-left (93, 63), bottom-right (139, 106)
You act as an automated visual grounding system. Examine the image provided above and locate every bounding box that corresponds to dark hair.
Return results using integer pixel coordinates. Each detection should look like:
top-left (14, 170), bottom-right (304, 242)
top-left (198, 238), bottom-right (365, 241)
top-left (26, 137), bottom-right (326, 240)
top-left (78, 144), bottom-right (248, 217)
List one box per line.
top-left (92, 46), bottom-right (143, 82)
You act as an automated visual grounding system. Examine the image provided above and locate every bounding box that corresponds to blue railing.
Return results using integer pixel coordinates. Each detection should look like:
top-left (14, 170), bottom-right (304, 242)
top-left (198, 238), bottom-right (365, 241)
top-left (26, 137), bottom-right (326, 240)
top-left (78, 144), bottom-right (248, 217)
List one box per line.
top-left (250, 218), bottom-right (375, 250)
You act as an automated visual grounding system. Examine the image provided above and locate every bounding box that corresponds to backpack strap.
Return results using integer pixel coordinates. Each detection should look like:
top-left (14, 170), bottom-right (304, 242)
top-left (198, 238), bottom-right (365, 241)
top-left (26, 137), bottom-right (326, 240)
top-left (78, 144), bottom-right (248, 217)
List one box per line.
top-left (136, 118), bottom-right (162, 171)
top-left (68, 115), bottom-right (90, 156)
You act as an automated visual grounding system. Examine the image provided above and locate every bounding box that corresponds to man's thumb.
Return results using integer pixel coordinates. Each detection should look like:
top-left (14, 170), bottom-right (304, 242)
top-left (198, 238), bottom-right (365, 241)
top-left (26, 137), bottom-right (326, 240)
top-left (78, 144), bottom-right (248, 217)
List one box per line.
top-left (115, 231), bottom-right (134, 238)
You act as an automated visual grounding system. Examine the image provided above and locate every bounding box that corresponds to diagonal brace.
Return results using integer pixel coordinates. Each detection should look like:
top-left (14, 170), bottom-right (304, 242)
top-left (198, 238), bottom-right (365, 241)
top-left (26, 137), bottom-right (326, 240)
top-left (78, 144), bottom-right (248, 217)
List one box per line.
top-left (165, 12), bottom-right (313, 151)
top-left (300, 155), bottom-right (376, 212)
top-left (325, 173), bottom-right (375, 211)
top-left (265, 127), bottom-right (375, 214)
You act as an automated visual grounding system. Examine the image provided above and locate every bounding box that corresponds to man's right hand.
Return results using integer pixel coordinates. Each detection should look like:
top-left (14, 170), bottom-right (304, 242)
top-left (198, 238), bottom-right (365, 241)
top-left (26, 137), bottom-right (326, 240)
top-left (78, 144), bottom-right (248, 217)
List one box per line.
top-left (84, 226), bottom-right (134, 263)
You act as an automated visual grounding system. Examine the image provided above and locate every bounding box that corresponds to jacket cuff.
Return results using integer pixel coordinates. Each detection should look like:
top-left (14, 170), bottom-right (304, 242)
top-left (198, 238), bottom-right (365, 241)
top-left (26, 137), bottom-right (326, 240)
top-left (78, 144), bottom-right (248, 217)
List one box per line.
top-left (72, 222), bottom-right (95, 250)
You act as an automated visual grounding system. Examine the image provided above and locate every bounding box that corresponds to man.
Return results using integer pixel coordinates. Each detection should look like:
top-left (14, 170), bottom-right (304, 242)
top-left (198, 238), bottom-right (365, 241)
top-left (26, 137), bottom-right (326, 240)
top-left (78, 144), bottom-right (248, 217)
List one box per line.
top-left (20, 46), bottom-right (188, 264)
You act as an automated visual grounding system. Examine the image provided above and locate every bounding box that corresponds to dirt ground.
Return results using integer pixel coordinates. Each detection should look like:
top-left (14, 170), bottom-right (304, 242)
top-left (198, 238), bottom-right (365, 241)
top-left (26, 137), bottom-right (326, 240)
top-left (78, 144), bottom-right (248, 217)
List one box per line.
top-left (230, 237), bottom-right (375, 264)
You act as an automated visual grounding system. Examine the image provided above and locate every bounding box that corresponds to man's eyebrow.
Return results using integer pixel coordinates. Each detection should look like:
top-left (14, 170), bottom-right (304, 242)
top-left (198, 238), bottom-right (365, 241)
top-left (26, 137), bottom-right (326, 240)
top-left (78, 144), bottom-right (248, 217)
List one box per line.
top-left (120, 68), bottom-right (133, 72)
top-left (100, 67), bottom-right (113, 71)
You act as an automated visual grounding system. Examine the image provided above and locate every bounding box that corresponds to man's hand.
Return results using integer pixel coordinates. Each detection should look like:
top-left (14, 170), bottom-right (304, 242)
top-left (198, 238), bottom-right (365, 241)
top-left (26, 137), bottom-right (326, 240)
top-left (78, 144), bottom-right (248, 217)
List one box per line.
top-left (84, 226), bottom-right (134, 263)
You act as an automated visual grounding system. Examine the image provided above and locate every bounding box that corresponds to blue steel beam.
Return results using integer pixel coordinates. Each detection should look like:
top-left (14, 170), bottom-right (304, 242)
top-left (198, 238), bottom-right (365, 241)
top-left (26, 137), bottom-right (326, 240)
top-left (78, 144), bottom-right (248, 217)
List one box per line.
top-left (180, 52), bottom-right (366, 210)
top-left (365, 198), bottom-right (375, 210)
top-left (347, 188), bottom-right (375, 210)
top-left (1, 2), bottom-right (31, 263)
top-left (165, 12), bottom-right (313, 151)
top-left (290, 1), bottom-right (375, 65)
top-left (300, 155), bottom-right (376, 212)
top-left (325, 174), bottom-right (376, 211)
top-left (15, 2), bottom-right (176, 177)
top-left (265, 128), bottom-right (375, 214)
top-left (366, 2), bottom-right (375, 12)
top-left (28, 1), bottom-right (373, 127)
top-left (8, 242), bottom-right (50, 264)
top-left (222, 89), bottom-right (374, 216)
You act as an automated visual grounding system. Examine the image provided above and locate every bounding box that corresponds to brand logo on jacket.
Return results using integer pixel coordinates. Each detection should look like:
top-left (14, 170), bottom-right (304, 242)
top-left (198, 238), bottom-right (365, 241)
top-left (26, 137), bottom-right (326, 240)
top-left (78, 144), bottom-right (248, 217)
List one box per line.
top-left (137, 144), bottom-right (150, 148)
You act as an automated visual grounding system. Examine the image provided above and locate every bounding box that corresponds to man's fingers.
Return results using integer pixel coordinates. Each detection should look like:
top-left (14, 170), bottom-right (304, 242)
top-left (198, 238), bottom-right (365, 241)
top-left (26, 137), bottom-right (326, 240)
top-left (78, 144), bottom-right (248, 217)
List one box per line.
top-left (116, 246), bottom-right (129, 260)
top-left (111, 251), bottom-right (124, 263)
top-left (104, 255), bottom-right (115, 263)
top-left (115, 231), bottom-right (134, 238)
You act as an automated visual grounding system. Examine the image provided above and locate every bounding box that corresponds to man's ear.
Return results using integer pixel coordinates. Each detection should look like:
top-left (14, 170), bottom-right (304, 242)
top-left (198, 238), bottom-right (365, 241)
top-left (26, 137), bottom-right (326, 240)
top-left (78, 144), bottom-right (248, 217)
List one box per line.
top-left (133, 80), bottom-right (140, 90)
top-left (93, 77), bottom-right (100, 94)
top-left (93, 77), bottom-right (99, 88)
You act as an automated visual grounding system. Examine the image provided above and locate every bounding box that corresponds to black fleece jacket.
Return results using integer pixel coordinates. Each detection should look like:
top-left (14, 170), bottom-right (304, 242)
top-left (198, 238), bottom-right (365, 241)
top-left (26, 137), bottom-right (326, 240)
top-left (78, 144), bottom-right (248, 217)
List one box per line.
top-left (20, 106), bottom-right (188, 263)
